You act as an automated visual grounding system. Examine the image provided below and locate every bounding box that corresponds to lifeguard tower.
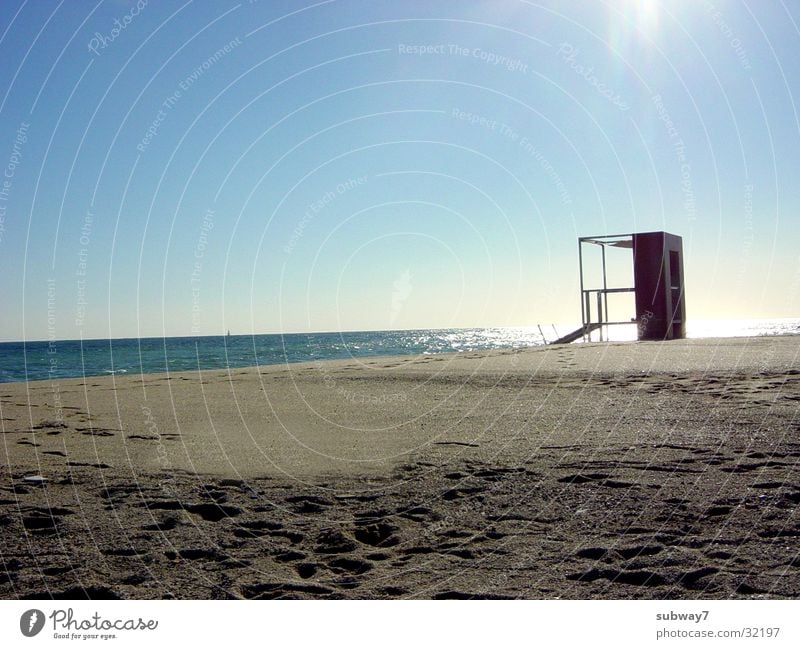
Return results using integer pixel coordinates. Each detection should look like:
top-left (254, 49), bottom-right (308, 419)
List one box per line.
top-left (552, 231), bottom-right (686, 343)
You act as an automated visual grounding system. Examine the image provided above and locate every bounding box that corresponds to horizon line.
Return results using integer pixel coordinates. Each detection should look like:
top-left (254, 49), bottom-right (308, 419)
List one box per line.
top-left (1, 316), bottom-right (798, 345)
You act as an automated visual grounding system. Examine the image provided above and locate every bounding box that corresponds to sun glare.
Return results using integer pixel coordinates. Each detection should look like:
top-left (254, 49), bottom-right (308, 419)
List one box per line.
top-left (636, 0), bottom-right (660, 31)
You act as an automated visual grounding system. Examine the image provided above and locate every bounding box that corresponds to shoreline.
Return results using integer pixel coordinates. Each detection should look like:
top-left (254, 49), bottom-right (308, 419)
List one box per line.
top-left (2, 330), bottom-right (798, 387)
top-left (1, 335), bottom-right (798, 599)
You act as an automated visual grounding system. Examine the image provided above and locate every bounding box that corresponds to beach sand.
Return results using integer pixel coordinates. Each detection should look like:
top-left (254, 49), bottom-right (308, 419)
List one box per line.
top-left (1, 336), bottom-right (798, 599)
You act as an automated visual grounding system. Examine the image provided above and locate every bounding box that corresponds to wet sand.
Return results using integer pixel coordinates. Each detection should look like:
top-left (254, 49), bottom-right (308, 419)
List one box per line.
top-left (1, 336), bottom-right (798, 599)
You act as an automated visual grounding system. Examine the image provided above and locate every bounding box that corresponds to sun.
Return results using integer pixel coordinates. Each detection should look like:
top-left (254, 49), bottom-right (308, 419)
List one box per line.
top-left (608, 0), bottom-right (663, 53)
top-left (635, 0), bottom-right (660, 31)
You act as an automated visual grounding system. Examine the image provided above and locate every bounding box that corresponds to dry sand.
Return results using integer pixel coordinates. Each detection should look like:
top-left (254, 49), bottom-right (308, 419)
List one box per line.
top-left (1, 336), bottom-right (798, 599)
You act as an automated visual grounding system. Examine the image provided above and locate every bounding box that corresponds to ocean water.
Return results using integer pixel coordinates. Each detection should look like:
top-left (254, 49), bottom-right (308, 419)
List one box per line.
top-left (0, 319), bottom-right (797, 384)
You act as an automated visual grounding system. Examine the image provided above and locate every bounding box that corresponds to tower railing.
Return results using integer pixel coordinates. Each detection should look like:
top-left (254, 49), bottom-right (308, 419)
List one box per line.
top-left (581, 287), bottom-right (636, 342)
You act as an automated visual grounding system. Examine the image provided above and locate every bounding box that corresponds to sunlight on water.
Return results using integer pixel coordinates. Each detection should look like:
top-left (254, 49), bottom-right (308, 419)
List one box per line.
top-left (583, 318), bottom-right (800, 343)
top-left (0, 319), bottom-right (797, 383)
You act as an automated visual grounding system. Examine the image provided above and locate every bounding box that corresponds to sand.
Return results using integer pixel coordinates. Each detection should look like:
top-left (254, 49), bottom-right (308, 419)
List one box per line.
top-left (1, 335), bottom-right (798, 599)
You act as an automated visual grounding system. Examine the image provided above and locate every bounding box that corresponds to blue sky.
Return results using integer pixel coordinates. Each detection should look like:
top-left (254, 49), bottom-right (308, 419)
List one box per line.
top-left (0, 0), bottom-right (798, 340)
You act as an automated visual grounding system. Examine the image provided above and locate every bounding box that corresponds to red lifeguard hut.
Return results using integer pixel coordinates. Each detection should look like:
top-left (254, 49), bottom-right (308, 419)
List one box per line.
top-left (553, 231), bottom-right (686, 343)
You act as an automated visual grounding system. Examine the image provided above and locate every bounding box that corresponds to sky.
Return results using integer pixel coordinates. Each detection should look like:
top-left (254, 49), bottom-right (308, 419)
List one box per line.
top-left (0, 0), bottom-right (798, 341)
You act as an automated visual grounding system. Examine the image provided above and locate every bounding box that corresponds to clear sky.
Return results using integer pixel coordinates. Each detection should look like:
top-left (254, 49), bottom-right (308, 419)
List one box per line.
top-left (0, 0), bottom-right (798, 341)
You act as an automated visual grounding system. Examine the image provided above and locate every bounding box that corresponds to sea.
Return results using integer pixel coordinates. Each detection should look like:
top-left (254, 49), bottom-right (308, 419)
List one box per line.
top-left (0, 319), bottom-right (797, 384)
